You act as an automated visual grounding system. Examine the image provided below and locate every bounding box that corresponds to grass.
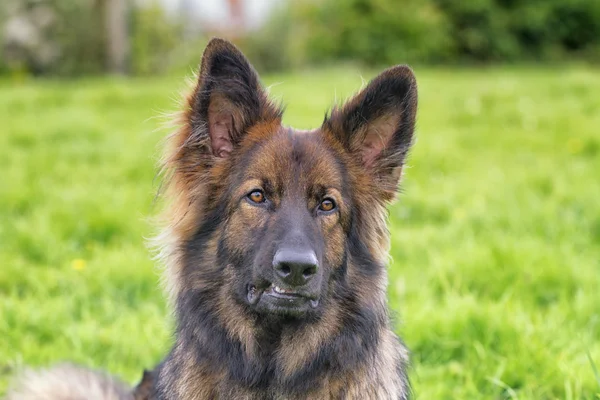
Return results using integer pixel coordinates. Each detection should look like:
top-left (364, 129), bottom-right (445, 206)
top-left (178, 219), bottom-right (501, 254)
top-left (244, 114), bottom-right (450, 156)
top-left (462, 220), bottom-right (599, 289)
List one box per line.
top-left (1, 65), bottom-right (599, 399)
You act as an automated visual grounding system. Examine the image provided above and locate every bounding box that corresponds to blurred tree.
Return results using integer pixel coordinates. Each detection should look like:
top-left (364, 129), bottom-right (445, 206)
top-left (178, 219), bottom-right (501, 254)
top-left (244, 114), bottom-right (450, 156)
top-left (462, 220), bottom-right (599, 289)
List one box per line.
top-left (101, 0), bottom-right (130, 74)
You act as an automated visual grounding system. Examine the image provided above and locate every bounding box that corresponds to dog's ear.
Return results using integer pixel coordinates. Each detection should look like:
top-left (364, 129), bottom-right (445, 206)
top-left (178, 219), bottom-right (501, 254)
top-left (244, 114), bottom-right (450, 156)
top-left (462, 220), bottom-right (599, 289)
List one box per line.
top-left (324, 66), bottom-right (417, 198)
top-left (188, 38), bottom-right (281, 158)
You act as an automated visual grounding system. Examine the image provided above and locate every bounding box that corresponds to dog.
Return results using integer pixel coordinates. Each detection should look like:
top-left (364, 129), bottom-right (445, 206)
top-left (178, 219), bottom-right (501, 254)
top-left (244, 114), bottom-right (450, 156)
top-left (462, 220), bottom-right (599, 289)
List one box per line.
top-left (7, 37), bottom-right (418, 400)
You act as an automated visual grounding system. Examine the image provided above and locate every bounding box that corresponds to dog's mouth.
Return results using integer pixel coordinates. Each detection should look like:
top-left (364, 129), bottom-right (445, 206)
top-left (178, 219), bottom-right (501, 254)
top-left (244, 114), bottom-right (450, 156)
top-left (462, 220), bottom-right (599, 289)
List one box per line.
top-left (247, 283), bottom-right (320, 309)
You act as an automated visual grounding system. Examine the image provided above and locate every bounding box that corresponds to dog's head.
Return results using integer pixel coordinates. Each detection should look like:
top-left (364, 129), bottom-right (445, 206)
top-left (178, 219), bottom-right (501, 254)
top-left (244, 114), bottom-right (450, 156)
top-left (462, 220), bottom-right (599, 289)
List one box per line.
top-left (159, 38), bottom-right (417, 321)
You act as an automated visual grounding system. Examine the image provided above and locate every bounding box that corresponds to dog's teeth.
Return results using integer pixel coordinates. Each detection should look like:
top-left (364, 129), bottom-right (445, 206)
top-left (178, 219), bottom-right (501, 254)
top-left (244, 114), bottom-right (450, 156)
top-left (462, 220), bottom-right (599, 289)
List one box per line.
top-left (274, 286), bottom-right (292, 294)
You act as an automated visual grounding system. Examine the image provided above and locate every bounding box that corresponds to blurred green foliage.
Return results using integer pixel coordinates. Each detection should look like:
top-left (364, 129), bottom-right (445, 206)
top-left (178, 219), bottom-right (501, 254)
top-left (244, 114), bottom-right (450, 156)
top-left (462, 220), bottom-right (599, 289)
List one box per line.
top-left (130, 5), bottom-right (182, 76)
top-left (51, 0), bottom-right (106, 75)
top-left (0, 0), bottom-right (181, 76)
top-left (1, 0), bottom-right (104, 75)
top-left (435, 0), bottom-right (600, 62)
top-left (244, 0), bottom-right (600, 70)
top-left (2, 0), bottom-right (600, 75)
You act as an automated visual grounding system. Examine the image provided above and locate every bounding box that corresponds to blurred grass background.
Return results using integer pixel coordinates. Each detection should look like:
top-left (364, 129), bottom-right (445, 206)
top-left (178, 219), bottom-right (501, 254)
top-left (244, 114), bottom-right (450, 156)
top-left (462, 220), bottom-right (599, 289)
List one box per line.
top-left (1, 66), bottom-right (599, 399)
top-left (2, 0), bottom-right (600, 399)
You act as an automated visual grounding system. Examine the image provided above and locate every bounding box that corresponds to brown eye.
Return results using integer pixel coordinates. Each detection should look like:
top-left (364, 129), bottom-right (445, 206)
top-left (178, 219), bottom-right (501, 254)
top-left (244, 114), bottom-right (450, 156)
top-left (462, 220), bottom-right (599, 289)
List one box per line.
top-left (319, 198), bottom-right (336, 212)
top-left (248, 190), bottom-right (265, 204)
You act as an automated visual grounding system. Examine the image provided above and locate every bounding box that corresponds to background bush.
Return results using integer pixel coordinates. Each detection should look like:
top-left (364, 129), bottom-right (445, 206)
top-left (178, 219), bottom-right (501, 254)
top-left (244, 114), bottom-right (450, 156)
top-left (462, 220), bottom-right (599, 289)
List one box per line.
top-left (435, 0), bottom-right (600, 62)
top-left (0, 0), bottom-right (181, 76)
top-left (243, 0), bottom-right (600, 70)
top-left (1, 0), bottom-right (105, 76)
top-left (2, 0), bottom-right (600, 76)
top-left (130, 4), bottom-right (183, 76)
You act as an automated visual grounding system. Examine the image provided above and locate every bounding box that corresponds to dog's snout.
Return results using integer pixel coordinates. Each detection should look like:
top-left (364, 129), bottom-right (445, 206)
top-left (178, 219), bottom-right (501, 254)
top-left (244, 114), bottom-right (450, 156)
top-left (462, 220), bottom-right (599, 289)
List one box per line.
top-left (273, 249), bottom-right (318, 287)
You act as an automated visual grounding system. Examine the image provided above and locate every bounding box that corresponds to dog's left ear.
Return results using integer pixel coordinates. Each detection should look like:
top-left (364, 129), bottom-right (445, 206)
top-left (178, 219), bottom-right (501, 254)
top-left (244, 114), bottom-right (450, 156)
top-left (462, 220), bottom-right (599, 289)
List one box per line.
top-left (324, 66), bottom-right (417, 199)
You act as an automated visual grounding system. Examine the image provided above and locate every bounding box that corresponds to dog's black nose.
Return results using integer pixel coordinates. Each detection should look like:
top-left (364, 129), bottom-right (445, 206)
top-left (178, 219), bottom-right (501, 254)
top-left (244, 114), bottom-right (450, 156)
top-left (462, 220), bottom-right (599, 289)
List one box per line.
top-left (273, 249), bottom-right (318, 287)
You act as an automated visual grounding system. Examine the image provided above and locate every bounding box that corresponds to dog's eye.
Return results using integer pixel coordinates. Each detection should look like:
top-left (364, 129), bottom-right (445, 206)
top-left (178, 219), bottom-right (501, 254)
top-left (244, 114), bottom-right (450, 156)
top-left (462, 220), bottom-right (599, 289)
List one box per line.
top-left (248, 190), bottom-right (265, 204)
top-left (319, 198), bottom-right (336, 212)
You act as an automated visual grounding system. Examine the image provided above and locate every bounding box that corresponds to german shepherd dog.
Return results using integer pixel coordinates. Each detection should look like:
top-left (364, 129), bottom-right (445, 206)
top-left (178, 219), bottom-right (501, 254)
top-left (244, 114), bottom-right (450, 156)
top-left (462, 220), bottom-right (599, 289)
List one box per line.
top-left (8, 38), bottom-right (418, 399)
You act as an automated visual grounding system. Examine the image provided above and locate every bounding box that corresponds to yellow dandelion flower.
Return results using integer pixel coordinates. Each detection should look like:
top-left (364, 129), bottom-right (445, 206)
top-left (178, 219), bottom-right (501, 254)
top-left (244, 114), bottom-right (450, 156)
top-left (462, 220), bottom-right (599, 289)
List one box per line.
top-left (71, 259), bottom-right (86, 271)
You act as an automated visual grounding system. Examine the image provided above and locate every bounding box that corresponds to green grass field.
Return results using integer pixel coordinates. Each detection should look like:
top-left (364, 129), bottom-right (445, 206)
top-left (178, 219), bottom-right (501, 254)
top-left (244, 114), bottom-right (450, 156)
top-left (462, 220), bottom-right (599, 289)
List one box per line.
top-left (1, 66), bottom-right (599, 399)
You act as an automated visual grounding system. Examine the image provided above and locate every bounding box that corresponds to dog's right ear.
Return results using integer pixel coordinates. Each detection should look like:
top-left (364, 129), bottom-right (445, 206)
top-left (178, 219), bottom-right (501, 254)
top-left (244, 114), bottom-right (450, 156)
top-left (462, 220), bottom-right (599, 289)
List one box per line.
top-left (186, 38), bottom-right (281, 159)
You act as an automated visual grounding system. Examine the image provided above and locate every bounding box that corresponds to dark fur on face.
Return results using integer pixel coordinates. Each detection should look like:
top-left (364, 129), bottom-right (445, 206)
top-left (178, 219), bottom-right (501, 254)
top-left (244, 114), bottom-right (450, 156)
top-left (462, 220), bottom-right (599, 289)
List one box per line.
top-left (153, 38), bottom-right (417, 399)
